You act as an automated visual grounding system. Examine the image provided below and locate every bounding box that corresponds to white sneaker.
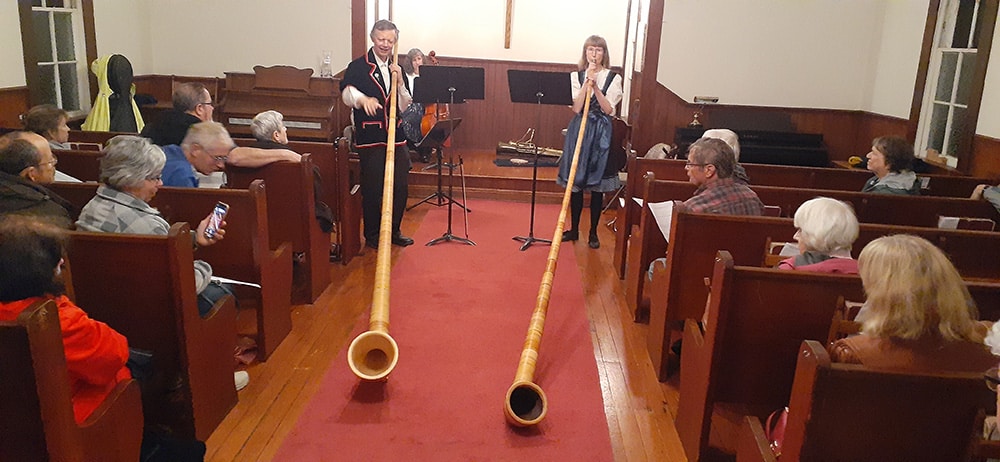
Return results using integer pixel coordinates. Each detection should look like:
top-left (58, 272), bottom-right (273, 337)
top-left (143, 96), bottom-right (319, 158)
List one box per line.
top-left (234, 371), bottom-right (249, 391)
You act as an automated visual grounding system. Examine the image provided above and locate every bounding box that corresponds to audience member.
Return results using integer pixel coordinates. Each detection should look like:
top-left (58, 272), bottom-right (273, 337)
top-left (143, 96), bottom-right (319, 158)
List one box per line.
top-left (699, 128), bottom-right (749, 184)
top-left (160, 121), bottom-right (300, 188)
top-left (1, 131), bottom-right (80, 183)
top-left (0, 215), bottom-right (131, 424)
top-left (0, 133), bottom-right (74, 227)
top-left (861, 136), bottom-right (920, 195)
top-left (557, 35), bottom-right (624, 250)
top-left (24, 104), bottom-right (71, 150)
top-left (682, 137), bottom-right (764, 215)
top-left (341, 19), bottom-right (414, 249)
top-left (777, 197), bottom-right (859, 273)
top-left (972, 183), bottom-right (1000, 215)
top-left (249, 110), bottom-right (335, 235)
top-left (140, 82), bottom-right (215, 147)
top-left (829, 234), bottom-right (996, 373)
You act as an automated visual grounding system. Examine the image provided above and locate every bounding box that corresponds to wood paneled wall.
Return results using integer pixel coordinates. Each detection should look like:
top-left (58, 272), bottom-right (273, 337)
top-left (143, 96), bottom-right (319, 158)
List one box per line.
top-left (0, 87), bottom-right (30, 130)
top-left (425, 56), bottom-right (579, 151)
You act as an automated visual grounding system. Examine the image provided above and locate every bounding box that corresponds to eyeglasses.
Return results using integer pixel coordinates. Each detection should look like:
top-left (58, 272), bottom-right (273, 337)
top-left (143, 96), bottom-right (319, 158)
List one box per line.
top-left (212, 155), bottom-right (228, 163)
top-left (146, 174), bottom-right (162, 182)
top-left (684, 162), bottom-right (708, 170)
top-left (37, 157), bottom-right (58, 167)
top-left (199, 101), bottom-right (214, 107)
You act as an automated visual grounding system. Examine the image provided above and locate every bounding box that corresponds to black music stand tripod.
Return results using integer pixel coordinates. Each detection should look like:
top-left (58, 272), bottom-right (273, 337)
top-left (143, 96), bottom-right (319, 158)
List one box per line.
top-left (406, 118), bottom-right (466, 211)
top-left (507, 70), bottom-right (573, 251)
top-left (413, 65), bottom-right (485, 247)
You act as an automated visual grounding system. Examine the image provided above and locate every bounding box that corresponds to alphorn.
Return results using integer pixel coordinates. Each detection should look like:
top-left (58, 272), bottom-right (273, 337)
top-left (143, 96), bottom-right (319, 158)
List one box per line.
top-left (348, 42), bottom-right (402, 381)
top-left (504, 86), bottom-right (594, 426)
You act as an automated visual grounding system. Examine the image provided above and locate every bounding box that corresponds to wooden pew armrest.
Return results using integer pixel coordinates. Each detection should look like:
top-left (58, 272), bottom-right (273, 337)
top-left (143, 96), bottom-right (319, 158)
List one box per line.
top-left (79, 378), bottom-right (143, 461)
top-left (736, 416), bottom-right (777, 462)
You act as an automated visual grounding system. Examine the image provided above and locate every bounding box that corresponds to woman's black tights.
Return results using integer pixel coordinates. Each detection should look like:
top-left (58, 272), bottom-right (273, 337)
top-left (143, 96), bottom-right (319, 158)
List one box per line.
top-left (564, 191), bottom-right (603, 241)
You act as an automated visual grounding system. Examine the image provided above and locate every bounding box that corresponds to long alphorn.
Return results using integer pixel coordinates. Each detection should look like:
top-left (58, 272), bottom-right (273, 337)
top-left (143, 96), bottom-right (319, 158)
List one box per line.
top-left (504, 86), bottom-right (594, 426)
top-left (348, 42), bottom-right (402, 381)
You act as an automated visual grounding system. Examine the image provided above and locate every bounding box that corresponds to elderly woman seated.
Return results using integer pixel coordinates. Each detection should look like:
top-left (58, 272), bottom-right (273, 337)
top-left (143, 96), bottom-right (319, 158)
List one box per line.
top-left (777, 197), bottom-right (859, 273)
top-left (250, 110), bottom-right (289, 149)
top-left (24, 104), bottom-right (71, 151)
top-left (829, 234), bottom-right (996, 373)
top-left (861, 136), bottom-right (920, 195)
top-left (75, 135), bottom-right (248, 391)
top-left (74, 136), bottom-right (232, 318)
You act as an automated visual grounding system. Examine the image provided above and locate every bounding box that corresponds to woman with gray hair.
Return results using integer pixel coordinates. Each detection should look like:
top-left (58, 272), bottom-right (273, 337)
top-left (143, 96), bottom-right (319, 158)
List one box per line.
top-left (699, 128), bottom-right (749, 184)
top-left (777, 197), bottom-right (859, 273)
top-left (250, 110), bottom-right (288, 146)
top-left (76, 135), bottom-right (249, 390)
top-left (76, 136), bottom-right (227, 314)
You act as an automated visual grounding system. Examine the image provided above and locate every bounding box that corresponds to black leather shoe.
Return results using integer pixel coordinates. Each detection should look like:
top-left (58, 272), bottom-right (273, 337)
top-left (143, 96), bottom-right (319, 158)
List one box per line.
top-left (588, 232), bottom-right (600, 249)
top-left (562, 230), bottom-right (579, 242)
top-left (391, 234), bottom-right (414, 247)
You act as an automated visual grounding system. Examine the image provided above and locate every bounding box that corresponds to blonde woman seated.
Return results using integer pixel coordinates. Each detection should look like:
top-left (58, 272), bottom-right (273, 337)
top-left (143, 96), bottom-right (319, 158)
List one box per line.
top-left (777, 197), bottom-right (859, 274)
top-left (829, 234), bottom-right (996, 373)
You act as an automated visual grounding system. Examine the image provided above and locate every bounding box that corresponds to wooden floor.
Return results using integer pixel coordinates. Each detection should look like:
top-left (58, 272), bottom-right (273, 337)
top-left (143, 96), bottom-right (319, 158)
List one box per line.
top-left (205, 149), bottom-right (688, 461)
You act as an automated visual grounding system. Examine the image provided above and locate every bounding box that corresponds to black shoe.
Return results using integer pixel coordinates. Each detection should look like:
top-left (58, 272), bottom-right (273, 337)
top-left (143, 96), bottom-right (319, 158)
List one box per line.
top-left (588, 232), bottom-right (600, 249)
top-left (391, 234), bottom-right (414, 246)
top-left (365, 240), bottom-right (378, 249)
top-left (562, 230), bottom-right (579, 242)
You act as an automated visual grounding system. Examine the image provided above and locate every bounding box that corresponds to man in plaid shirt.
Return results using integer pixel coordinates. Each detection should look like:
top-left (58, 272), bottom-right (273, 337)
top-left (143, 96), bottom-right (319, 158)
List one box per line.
top-left (682, 138), bottom-right (764, 216)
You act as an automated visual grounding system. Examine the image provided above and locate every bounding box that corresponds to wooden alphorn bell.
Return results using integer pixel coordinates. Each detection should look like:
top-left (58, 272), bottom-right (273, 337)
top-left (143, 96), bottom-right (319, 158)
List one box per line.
top-left (504, 86), bottom-right (594, 426)
top-left (348, 42), bottom-right (402, 381)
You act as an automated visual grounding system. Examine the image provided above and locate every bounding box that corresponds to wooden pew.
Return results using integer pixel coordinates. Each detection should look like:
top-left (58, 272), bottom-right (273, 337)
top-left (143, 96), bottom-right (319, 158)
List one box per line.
top-left (48, 181), bottom-right (293, 360)
top-left (612, 156), bottom-right (997, 278)
top-left (737, 340), bottom-right (994, 462)
top-left (65, 223), bottom-right (238, 441)
top-left (227, 154), bottom-right (331, 304)
top-left (53, 149), bottom-right (103, 182)
top-left (676, 252), bottom-right (1000, 461)
top-left (232, 137), bottom-right (362, 265)
top-left (0, 300), bottom-right (143, 462)
top-left (640, 206), bottom-right (1000, 381)
top-left (67, 129), bottom-right (132, 147)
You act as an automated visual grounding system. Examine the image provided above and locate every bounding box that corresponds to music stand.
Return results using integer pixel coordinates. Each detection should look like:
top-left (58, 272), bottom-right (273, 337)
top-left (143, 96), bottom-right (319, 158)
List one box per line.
top-left (407, 118), bottom-right (463, 210)
top-left (507, 69), bottom-right (572, 251)
top-left (413, 65), bottom-right (485, 247)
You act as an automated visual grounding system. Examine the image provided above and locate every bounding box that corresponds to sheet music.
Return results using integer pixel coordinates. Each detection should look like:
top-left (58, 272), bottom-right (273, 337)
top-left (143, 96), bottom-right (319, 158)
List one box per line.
top-left (937, 216), bottom-right (960, 229)
top-left (778, 243), bottom-right (800, 256)
top-left (648, 201), bottom-right (674, 242)
top-left (633, 197), bottom-right (644, 207)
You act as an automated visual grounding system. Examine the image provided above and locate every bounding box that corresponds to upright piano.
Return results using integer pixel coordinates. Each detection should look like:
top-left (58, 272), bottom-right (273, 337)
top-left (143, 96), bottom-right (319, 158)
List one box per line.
top-left (220, 65), bottom-right (349, 142)
top-left (675, 110), bottom-right (830, 167)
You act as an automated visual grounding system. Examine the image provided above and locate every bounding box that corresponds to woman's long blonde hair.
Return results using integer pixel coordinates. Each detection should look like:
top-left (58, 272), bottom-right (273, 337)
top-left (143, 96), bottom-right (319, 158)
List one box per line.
top-left (858, 234), bottom-right (978, 341)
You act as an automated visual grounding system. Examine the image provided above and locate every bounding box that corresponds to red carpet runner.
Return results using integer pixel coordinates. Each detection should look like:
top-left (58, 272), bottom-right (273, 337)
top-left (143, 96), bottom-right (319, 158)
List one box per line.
top-left (274, 200), bottom-right (613, 461)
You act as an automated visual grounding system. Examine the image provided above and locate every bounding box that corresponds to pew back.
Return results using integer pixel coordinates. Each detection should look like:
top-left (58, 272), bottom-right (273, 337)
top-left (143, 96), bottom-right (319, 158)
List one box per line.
top-left (54, 149), bottom-right (102, 182)
top-left (737, 340), bottom-right (993, 461)
top-left (0, 300), bottom-right (143, 462)
top-left (66, 223), bottom-right (237, 440)
top-left (226, 154), bottom-right (330, 303)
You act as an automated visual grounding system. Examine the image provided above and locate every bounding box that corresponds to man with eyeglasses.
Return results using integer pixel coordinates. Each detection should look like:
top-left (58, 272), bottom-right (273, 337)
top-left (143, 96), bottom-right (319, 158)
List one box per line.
top-left (682, 137), bottom-right (764, 215)
top-left (160, 121), bottom-right (300, 188)
top-left (140, 82), bottom-right (217, 147)
top-left (0, 132), bottom-right (74, 228)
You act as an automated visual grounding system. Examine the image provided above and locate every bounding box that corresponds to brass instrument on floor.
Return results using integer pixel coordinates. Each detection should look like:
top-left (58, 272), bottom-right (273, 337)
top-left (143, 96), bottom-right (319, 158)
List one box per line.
top-left (504, 87), bottom-right (593, 426)
top-left (497, 128), bottom-right (563, 158)
top-left (348, 42), bottom-right (401, 381)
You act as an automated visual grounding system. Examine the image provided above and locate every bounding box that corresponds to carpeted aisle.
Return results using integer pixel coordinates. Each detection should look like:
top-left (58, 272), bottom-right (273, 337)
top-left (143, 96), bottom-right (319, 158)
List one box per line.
top-left (274, 200), bottom-right (614, 461)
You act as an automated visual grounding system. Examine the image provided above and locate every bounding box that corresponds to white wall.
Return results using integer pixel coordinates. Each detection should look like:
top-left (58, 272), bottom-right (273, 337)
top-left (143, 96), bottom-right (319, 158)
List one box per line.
top-left (657, 0), bottom-right (884, 110)
top-left (394, 0), bottom-right (629, 68)
top-left (93, 0), bottom-right (152, 75)
top-left (0, 2), bottom-right (26, 87)
top-left (979, 21), bottom-right (1000, 138)
top-left (144, 0), bottom-right (353, 77)
top-left (867, 0), bottom-right (928, 119)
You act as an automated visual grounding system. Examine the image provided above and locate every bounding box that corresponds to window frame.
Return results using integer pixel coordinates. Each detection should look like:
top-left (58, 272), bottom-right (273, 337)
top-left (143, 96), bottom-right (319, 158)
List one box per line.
top-left (17, 0), bottom-right (98, 115)
top-left (908, 0), bottom-right (998, 173)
